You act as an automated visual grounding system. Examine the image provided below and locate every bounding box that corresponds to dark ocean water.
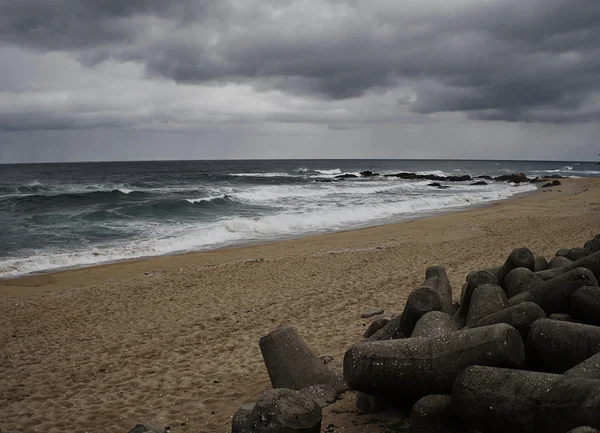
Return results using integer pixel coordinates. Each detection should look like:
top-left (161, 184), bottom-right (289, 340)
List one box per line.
top-left (1, 159), bottom-right (598, 277)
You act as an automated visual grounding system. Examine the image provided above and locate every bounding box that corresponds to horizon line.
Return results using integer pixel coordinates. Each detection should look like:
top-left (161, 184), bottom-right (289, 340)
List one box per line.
top-left (1, 157), bottom-right (600, 165)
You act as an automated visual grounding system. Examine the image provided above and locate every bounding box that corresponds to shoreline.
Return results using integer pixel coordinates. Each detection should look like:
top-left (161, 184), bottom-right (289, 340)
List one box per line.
top-left (1, 177), bottom-right (599, 433)
top-left (0, 182), bottom-right (538, 287)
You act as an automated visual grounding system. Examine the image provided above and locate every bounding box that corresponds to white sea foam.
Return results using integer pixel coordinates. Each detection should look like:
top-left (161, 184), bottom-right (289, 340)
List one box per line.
top-left (416, 170), bottom-right (450, 177)
top-left (315, 168), bottom-right (342, 175)
top-left (231, 182), bottom-right (407, 203)
top-left (185, 194), bottom-right (228, 204)
top-left (0, 181), bottom-right (536, 278)
top-left (230, 172), bottom-right (293, 177)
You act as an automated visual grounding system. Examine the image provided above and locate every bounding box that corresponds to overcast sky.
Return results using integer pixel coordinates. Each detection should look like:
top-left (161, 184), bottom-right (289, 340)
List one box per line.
top-left (1, 0), bottom-right (599, 163)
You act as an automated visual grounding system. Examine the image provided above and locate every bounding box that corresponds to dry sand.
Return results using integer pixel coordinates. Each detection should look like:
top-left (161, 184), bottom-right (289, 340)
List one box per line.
top-left (1, 178), bottom-right (599, 433)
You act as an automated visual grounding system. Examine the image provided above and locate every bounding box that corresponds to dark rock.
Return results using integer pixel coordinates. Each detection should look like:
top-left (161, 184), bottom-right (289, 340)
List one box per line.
top-left (542, 182), bottom-right (556, 188)
top-left (383, 172), bottom-right (445, 181)
top-left (361, 308), bottom-right (384, 319)
top-left (360, 171), bottom-right (379, 177)
top-left (363, 317), bottom-right (391, 338)
top-left (314, 179), bottom-right (333, 183)
top-left (451, 366), bottom-right (600, 433)
top-left (428, 182), bottom-right (443, 187)
top-left (566, 428), bottom-right (600, 433)
top-left (470, 181), bottom-right (488, 186)
top-left (446, 175), bottom-right (472, 182)
top-left (556, 247), bottom-right (572, 257)
top-left (334, 173), bottom-right (358, 179)
top-left (343, 324), bottom-right (524, 405)
top-left (494, 173), bottom-right (529, 183)
top-left (477, 175), bottom-right (493, 180)
top-left (552, 180), bottom-right (562, 185)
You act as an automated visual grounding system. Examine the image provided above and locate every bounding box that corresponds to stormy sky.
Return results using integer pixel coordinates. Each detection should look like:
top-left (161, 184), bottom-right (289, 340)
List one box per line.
top-left (1, 0), bottom-right (599, 163)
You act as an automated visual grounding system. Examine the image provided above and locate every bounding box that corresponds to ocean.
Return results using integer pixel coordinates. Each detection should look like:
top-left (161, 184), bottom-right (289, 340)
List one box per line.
top-left (1, 159), bottom-right (599, 278)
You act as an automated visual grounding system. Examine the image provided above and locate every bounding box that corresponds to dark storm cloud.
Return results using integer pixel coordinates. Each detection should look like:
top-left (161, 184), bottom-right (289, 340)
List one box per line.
top-left (0, 0), bottom-right (221, 50)
top-left (1, 0), bottom-right (600, 124)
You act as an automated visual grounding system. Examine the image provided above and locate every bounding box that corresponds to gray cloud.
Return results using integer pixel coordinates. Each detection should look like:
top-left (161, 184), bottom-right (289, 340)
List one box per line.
top-left (0, 0), bottom-right (599, 134)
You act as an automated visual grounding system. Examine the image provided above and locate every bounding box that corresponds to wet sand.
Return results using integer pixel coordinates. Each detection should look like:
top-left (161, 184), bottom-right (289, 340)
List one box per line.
top-left (1, 178), bottom-right (599, 433)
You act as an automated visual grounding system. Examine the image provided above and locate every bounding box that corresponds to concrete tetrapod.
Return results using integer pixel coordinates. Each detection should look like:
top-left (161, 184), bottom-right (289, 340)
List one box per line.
top-left (451, 366), bottom-right (600, 433)
top-left (567, 248), bottom-right (589, 262)
top-left (411, 311), bottom-right (458, 339)
top-left (232, 389), bottom-right (321, 433)
top-left (497, 248), bottom-right (536, 289)
top-left (343, 323), bottom-right (524, 405)
top-left (363, 317), bottom-right (391, 338)
top-left (526, 318), bottom-right (600, 373)
top-left (571, 286), bottom-right (600, 326)
top-left (398, 266), bottom-right (453, 337)
top-left (520, 267), bottom-right (598, 315)
top-left (536, 250), bottom-right (600, 281)
top-left (505, 267), bottom-right (543, 298)
top-left (548, 256), bottom-right (573, 269)
top-left (456, 270), bottom-right (497, 319)
top-left (259, 325), bottom-right (346, 392)
top-left (474, 302), bottom-right (546, 339)
top-left (355, 392), bottom-right (389, 414)
top-left (548, 313), bottom-right (576, 322)
top-left (465, 284), bottom-right (508, 328)
top-left (408, 394), bottom-right (464, 433)
top-left (367, 315), bottom-right (404, 341)
top-left (564, 352), bottom-right (600, 380)
top-left (534, 255), bottom-right (548, 272)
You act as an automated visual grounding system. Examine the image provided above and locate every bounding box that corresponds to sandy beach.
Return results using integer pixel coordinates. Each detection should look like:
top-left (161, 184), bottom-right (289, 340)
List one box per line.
top-left (1, 178), bottom-right (599, 433)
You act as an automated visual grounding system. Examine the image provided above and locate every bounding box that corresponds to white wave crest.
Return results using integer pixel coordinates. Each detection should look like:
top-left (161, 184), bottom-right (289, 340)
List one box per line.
top-left (230, 172), bottom-right (292, 177)
top-left (185, 194), bottom-right (228, 204)
top-left (315, 168), bottom-right (342, 175)
top-left (416, 170), bottom-right (449, 177)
